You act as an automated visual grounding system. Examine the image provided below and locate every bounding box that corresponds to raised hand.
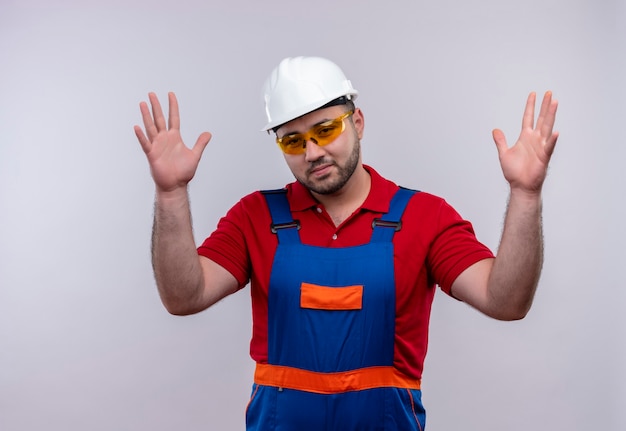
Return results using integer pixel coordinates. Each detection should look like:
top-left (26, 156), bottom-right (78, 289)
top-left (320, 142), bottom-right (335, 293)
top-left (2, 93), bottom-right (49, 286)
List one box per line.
top-left (134, 92), bottom-right (211, 193)
top-left (492, 91), bottom-right (559, 195)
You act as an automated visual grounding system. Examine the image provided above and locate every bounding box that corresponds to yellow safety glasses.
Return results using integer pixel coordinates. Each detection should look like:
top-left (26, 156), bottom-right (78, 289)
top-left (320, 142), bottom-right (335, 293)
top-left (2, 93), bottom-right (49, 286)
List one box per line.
top-left (276, 111), bottom-right (354, 155)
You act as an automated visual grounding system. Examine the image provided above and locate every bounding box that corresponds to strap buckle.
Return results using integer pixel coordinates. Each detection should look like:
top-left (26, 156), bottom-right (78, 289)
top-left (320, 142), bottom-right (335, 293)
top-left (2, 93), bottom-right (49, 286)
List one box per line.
top-left (270, 220), bottom-right (301, 234)
top-left (371, 219), bottom-right (402, 231)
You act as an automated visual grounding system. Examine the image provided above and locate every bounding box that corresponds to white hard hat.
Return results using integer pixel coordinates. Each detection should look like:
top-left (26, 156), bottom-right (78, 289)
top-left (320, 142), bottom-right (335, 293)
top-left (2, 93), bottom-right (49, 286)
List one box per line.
top-left (261, 56), bottom-right (359, 131)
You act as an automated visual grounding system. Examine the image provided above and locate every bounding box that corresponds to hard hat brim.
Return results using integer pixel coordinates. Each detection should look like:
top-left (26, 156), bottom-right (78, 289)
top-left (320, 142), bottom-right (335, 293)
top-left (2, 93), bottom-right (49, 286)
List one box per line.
top-left (261, 92), bottom-right (358, 132)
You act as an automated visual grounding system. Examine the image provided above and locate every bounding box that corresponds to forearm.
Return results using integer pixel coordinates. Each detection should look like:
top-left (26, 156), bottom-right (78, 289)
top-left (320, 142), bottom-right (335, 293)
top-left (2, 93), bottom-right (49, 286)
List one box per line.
top-left (152, 188), bottom-right (205, 315)
top-left (487, 189), bottom-right (544, 319)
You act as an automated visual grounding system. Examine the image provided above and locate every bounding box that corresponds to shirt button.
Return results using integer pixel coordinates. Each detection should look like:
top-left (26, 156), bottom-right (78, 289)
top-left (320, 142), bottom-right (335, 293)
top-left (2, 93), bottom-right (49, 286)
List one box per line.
top-left (316, 207), bottom-right (323, 213)
top-left (332, 234), bottom-right (338, 240)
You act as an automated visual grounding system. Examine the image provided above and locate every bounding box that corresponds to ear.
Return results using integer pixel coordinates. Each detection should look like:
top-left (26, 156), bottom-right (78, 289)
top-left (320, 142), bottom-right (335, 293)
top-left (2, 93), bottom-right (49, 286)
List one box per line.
top-left (352, 107), bottom-right (365, 139)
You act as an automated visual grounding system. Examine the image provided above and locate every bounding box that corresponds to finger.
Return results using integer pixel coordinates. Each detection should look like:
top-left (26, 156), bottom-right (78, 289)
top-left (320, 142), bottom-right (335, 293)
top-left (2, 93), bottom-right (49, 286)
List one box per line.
top-left (544, 130), bottom-right (559, 157)
top-left (139, 100), bottom-right (158, 141)
top-left (168, 92), bottom-right (180, 130)
top-left (540, 97), bottom-right (558, 140)
top-left (192, 131), bottom-right (212, 158)
top-left (535, 91), bottom-right (553, 131)
top-left (492, 128), bottom-right (509, 156)
top-left (149, 92), bottom-right (167, 132)
top-left (521, 92), bottom-right (537, 130)
top-left (134, 124), bottom-right (151, 154)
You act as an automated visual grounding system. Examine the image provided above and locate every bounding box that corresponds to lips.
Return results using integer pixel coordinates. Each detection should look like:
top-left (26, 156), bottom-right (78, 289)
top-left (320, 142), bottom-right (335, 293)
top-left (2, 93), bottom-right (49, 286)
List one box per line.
top-left (309, 163), bottom-right (333, 177)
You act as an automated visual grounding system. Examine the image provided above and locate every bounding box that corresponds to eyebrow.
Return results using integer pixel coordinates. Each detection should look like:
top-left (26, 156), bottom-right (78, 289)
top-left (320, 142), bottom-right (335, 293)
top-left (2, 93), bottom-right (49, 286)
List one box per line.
top-left (281, 117), bottom-right (335, 137)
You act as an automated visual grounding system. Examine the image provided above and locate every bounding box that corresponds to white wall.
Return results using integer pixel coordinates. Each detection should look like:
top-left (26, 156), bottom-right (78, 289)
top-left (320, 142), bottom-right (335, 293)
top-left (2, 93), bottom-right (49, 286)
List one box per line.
top-left (1, 0), bottom-right (624, 429)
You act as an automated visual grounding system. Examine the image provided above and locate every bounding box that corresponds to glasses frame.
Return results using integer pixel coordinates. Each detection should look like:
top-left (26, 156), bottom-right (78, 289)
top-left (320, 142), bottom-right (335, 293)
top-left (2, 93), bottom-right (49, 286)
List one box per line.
top-left (275, 110), bottom-right (354, 155)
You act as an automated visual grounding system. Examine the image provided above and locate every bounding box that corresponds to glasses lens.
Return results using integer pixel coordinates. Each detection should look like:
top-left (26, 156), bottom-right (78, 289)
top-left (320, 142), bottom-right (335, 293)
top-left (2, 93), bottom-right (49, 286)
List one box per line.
top-left (276, 111), bottom-right (352, 155)
top-left (311, 118), bottom-right (344, 146)
top-left (279, 136), bottom-right (307, 154)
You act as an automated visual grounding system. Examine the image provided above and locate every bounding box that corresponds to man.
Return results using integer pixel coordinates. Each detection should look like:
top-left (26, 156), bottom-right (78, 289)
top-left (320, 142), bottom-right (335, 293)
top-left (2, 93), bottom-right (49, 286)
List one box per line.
top-left (134, 56), bottom-right (558, 430)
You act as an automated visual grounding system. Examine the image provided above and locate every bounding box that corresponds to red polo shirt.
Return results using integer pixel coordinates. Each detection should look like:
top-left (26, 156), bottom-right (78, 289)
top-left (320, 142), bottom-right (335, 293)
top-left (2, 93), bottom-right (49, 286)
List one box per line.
top-left (198, 166), bottom-right (493, 379)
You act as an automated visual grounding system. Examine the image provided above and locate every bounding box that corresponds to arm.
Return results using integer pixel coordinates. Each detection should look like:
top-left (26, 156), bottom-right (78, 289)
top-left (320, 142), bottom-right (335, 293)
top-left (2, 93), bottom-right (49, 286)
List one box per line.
top-left (134, 92), bottom-right (238, 315)
top-left (451, 91), bottom-right (559, 320)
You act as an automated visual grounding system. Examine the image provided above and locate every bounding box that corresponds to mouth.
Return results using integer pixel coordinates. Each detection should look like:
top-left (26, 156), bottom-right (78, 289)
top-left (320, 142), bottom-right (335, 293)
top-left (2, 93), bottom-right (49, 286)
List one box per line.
top-left (308, 163), bottom-right (333, 178)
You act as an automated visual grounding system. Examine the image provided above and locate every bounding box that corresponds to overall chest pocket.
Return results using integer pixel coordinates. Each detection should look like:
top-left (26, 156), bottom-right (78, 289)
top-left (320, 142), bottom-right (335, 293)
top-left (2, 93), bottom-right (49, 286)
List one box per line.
top-left (300, 282), bottom-right (363, 310)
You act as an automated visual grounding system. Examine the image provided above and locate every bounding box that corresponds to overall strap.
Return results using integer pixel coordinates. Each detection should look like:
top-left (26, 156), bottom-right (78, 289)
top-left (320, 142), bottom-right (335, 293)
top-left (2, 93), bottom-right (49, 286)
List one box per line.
top-left (370, 187), bottom-right (418, 243)
top-left (261, 189), bottom-right (301, 244)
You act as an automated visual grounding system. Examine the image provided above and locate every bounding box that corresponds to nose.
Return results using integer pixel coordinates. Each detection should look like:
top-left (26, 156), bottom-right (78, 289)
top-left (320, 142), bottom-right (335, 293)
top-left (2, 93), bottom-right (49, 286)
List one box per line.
top-left (304, 138), bottom-right (325, 162)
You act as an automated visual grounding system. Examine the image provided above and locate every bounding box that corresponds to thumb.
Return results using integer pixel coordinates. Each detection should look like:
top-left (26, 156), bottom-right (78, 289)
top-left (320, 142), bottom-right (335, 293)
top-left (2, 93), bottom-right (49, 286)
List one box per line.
top-left (192, 131), bottom-right (212, 158)
top-left (492, 128), bottom-right (508, 156)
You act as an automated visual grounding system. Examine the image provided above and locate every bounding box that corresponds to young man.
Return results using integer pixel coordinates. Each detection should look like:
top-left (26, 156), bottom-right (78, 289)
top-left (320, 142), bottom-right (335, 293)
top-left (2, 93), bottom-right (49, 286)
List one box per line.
top-left (134, 56), bottom-right (559, 430)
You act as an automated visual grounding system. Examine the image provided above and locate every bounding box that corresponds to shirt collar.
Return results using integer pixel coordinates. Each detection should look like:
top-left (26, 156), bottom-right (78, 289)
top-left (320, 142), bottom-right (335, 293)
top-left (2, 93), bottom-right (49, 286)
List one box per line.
top-left (286, 165), bottom-right (399, 214)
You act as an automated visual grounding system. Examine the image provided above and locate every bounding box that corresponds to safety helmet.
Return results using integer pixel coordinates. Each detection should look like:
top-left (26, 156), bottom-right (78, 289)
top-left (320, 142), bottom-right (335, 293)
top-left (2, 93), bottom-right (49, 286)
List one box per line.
top-left (261, 56), bottom-right (359, 131)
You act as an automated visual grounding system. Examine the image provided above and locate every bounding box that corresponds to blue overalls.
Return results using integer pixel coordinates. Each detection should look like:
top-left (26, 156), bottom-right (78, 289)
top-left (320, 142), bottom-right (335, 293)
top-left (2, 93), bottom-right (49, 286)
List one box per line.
top-left (246, 188), bottom-right (425, 430)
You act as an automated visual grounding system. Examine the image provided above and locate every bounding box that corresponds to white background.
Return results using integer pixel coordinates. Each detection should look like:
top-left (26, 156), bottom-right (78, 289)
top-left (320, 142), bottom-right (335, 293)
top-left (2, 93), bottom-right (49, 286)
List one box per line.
top-left (1, 0), bottom-right (624, 430)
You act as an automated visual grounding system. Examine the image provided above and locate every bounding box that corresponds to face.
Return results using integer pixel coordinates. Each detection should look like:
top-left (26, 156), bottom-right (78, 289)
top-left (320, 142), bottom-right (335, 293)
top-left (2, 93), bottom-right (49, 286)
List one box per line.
top-left (276, 106), bottom-right (364, 196)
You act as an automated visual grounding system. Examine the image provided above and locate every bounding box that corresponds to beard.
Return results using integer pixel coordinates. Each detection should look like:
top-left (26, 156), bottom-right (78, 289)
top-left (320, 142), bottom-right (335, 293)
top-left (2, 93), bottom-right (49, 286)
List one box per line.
top-left (295, 136), bottom-right (361, 195)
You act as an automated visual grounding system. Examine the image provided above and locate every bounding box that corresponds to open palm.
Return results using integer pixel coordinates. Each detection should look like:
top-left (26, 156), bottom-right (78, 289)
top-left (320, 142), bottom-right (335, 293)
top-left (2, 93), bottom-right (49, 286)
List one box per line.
top-left (134, 92), bottom-right (211, 193)
top-left (493, 91), bottom-right (559, 194)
